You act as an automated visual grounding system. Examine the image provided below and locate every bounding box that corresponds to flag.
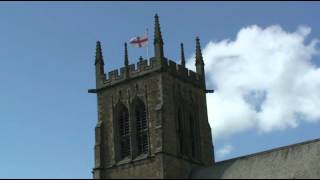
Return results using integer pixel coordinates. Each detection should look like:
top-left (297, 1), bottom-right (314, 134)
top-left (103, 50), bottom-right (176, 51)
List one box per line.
top-left (129, 34), bottom-right (148, 48)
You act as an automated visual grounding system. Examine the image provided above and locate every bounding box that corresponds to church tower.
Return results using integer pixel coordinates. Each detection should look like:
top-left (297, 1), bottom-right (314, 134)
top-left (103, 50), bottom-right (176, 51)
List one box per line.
top-left (88, 14), bottom-right (214, 179)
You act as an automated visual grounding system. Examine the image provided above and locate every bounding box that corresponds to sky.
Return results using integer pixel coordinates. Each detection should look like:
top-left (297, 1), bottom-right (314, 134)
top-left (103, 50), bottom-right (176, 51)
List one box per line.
top-left (0, 1), bottom-right (320, 179)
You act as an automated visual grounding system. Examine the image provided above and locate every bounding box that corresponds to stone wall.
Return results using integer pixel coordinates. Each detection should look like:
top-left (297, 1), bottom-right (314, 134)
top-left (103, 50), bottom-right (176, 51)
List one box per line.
top-left (103, 155), bottom-right (163, 179)
top-left (161, 72), bottom-right (214, 165)
top-left (95, 71), bottom-right (164, 178)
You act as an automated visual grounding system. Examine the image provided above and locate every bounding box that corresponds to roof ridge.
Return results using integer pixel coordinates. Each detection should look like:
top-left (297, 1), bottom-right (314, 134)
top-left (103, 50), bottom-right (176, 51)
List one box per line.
top-left (216, 138), bottom-right (320, 164)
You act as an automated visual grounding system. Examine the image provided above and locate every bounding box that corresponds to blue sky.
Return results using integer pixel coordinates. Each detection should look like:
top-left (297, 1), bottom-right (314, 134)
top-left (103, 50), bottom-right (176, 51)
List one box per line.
top-left (0, 2), bottom-right (320, 178)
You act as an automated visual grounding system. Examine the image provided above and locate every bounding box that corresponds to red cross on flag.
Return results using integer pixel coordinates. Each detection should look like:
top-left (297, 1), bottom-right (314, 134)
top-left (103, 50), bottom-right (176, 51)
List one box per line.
top-left (129, 34), bottom-right (148, 48)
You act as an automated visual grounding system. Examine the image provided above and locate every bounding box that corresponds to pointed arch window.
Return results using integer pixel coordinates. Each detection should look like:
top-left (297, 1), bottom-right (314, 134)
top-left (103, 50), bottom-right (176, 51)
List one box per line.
top-left (117, 102), bottom-right (131, 159)
top-left (133, 98), bottom-right (149, 155)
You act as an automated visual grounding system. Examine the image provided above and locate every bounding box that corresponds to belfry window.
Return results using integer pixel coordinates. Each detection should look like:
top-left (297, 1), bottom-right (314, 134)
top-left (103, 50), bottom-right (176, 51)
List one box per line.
top-left (117, 103), bottom-right (131, 159)
top-left (133, 98), bottom-right (149, 155)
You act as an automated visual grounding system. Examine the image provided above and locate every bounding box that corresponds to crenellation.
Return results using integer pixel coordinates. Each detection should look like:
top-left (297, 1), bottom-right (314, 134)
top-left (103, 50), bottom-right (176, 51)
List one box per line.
top-left (103, 58), bottom-right (159, 86)
top-left (162, 58), bottom-right (168, 68)
top-left (129, 64), bottom-right (136, 72)
top-left (102, 57), bottom-right (203, 89)
top-left (177, 64), bottom-right (188, 77)
top-left (108, 69), bottom-right (119, 80)
top-left (149, 57), bottom-right (158, 67)
top-left (188, 70), bottom-right (196, 80)
top-left (167, 60), bottom-right (177, 74)
top-left (120, 67), bottom-right (126, 77)
top-left (137, 59), bottom-right (149, 71)
top-left (165, 59), bottom-right (202, 87)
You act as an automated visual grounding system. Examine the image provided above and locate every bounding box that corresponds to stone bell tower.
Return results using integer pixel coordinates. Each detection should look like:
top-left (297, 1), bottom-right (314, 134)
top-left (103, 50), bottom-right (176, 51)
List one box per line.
top-left (88, 14), bottom-right (214, 179)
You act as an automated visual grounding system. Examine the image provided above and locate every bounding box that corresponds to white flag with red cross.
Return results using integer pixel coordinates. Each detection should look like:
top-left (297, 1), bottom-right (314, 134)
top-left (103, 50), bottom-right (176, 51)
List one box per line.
top-left (129, 34), bottom-right (148, 48)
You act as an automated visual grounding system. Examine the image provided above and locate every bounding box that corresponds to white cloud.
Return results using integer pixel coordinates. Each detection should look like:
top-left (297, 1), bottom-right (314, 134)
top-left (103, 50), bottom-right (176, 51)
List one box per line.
top-left (187, 25), bottom-right (320, 140)
top-left (217, 144), bottom-right (234, 158)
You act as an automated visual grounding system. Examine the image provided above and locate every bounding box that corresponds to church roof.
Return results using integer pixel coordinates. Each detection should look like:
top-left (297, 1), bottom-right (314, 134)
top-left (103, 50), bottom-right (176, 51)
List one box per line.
top-left (191, 138), bottom-right (320, 179)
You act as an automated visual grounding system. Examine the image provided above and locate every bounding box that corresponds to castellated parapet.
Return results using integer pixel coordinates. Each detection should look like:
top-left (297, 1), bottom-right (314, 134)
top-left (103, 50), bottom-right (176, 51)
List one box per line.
top-left (101, 57), bottom-right (204, 90)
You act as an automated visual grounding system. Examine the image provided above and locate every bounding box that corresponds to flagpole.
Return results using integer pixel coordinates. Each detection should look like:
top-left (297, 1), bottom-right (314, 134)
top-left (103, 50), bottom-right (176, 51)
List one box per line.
top-left (146, 28), bottom-right (149, 62)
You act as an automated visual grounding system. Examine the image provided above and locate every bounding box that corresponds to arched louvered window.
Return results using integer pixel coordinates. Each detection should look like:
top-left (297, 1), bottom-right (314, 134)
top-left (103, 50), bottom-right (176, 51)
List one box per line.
top-left (133, 98), bottom-right (149, 155)
top-left (117, 103), bottom-right (131, 159)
